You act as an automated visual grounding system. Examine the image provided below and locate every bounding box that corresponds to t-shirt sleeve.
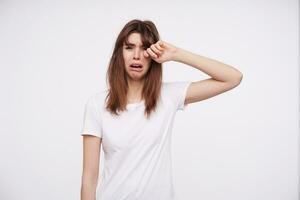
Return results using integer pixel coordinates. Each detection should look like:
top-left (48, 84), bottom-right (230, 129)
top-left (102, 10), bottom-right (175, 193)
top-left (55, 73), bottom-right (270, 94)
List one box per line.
top-left (167, 81), bottom-right (192, 111)
top-left (80, 95), bottom-right (103, 138)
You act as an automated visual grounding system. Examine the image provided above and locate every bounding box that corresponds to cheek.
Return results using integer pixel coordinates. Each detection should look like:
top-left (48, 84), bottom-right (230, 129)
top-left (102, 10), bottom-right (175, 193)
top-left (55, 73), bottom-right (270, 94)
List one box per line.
top-left (146, 59), bottom-right (151, 66)
top-left (123, 55), bottom-right (131, 66)
top-left (143, 61), bottom-right (151, 70)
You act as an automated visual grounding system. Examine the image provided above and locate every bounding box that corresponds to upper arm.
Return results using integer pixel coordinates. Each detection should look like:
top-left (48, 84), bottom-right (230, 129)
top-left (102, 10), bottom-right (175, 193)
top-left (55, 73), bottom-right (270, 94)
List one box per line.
top-left (184, 77), bottom-right (242, 105)
top-left (81, 135), bottom-right (102, 186)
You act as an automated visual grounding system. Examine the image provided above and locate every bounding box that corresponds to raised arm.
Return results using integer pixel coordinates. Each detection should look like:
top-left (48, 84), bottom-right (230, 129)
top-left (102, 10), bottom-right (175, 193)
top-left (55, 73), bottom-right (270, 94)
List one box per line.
top-left (144, 40), bottom-right (243, 105)
top-left (81, 135), bottom-right (101, 200)
top-left (172, 47), bottom-right (243, 105)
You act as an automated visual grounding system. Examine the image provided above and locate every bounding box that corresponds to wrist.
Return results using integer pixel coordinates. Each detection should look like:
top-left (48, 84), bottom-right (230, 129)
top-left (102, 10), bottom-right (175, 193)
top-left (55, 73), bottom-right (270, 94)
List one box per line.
top-left (172, 47), bottom-right (185, 62)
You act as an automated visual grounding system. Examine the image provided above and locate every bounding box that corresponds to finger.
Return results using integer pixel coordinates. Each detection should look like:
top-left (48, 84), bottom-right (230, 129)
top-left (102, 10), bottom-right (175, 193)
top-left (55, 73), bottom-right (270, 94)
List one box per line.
top-left (143, 50), bottom-right (149, 57)
top-left (155, 42), bottom-right (164, 51)
top-left (150, 44), bottom-right (163, 55)
top-left (155, 44), bottom-right (164, 51)
top-left (157, 40), bottom-right (165, 48)
top-left (146, 48), bottom-right (158, 58)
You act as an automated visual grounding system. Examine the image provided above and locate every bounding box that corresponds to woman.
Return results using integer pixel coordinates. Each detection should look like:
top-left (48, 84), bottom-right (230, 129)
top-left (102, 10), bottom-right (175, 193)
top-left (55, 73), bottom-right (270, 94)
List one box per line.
top-left (80, 19), bottom-right (243, 200)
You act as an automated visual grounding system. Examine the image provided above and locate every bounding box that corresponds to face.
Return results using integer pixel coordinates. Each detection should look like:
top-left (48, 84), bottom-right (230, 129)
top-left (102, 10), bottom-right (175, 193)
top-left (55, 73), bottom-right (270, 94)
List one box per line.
top-left (123, 32), bottom-right (152, 81)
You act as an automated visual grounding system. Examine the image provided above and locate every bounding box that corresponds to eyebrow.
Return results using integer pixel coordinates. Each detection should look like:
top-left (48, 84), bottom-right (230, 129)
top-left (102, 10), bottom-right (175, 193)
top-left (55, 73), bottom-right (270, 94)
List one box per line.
top-left (124, 42), bottom-right (146, 47)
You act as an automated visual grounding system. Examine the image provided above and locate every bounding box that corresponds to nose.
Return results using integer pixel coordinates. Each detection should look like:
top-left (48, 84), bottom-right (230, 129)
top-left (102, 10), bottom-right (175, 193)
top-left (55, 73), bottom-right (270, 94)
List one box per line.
top-left (133, 48), bottom-right (141, 59)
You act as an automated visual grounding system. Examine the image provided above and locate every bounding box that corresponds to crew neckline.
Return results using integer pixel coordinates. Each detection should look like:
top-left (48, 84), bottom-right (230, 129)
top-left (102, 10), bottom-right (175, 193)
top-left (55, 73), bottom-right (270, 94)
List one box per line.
top-left (126, 100), bottom-right (145, 108)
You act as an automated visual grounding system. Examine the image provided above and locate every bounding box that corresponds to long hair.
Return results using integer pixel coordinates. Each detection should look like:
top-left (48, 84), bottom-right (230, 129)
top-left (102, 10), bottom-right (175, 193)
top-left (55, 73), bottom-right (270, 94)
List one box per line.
top-left (105, 19), bottom-right (163, 119)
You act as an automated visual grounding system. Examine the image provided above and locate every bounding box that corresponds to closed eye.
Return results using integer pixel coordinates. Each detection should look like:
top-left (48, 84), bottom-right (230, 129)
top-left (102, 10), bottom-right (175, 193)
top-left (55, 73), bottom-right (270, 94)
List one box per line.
top-left (124, 46), bottom-right (147, 50)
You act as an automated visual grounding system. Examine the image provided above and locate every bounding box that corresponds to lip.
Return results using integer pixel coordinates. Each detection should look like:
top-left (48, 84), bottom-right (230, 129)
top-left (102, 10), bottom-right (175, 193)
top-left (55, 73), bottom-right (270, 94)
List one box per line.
top-left (130, 67), bottom-right (143, 72)
top-left (130, 63), bottom-right (143, 67)
top-left (129, 63), bottom-right (143, 72)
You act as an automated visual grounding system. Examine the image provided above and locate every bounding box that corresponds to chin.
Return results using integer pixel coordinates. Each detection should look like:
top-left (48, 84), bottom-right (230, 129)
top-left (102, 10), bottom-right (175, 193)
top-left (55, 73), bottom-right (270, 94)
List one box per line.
top-left (126, 72), bottom-right (147, 81)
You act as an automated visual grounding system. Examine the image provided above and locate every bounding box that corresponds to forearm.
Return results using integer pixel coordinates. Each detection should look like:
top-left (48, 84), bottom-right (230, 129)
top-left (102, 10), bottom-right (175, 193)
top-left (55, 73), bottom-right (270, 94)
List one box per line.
top-left (81, 179), bottom-right (97, 200)
top-left (172, 47), bottom-right (243, 83)
top-left (81, 183), bottom-right (97, 200)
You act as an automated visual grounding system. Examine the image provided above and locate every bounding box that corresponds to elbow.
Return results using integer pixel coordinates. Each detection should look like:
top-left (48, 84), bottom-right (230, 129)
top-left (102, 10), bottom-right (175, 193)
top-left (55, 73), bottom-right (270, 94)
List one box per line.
top-left (236, 73), bottom-right (243, 84)
top-left (230, 72), bottom-right (243, 87)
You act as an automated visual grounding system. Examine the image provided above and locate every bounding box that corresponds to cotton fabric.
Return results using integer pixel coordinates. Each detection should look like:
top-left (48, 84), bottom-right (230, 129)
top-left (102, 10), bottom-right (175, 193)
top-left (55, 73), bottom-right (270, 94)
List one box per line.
top-left (81, 81), bottom-right (191, 200)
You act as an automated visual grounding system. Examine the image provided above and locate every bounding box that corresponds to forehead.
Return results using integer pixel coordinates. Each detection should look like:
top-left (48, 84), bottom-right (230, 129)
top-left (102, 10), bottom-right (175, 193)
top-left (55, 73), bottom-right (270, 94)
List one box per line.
top-left (125, 32), bottom-right (143, 46)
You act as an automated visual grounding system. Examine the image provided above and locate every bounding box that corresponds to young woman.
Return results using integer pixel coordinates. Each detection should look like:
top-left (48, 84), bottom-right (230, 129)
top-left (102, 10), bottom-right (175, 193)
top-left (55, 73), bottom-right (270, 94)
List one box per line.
top-left (80, 19), bottom-right (243, 200)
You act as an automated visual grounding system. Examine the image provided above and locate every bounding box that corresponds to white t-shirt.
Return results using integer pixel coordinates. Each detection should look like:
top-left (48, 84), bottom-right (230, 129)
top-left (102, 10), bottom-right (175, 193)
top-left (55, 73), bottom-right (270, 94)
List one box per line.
top-left (81, 81), bottom-right (191, 200)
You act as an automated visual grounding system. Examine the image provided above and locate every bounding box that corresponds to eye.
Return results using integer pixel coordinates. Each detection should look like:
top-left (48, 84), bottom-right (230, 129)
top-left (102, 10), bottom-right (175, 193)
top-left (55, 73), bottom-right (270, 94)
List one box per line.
top-left (125, 46), bottom-right (132, 49)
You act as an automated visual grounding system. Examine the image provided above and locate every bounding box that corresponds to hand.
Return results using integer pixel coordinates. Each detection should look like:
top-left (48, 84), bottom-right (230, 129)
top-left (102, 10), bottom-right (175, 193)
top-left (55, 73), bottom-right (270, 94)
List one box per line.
top-left (143, 40), bottom-right (178, 63)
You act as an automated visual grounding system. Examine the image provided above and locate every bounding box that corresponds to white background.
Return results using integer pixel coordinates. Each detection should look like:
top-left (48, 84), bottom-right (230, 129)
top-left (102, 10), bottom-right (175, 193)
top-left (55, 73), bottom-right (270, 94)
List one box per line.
top-left (0, 0), bottom-right (298, 200)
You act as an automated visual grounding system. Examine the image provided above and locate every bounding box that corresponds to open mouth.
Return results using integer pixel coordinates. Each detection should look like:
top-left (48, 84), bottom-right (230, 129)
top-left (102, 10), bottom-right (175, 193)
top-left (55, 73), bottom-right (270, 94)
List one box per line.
top-left (130, 64), bottom-right (143, 68)
top-left (130, 64), bottom-right (143, 72)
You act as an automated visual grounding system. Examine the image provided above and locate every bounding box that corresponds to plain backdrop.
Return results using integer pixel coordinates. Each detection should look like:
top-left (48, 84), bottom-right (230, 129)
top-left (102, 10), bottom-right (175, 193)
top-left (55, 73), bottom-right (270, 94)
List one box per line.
top-left (0, 0), bottom-right (298, 200)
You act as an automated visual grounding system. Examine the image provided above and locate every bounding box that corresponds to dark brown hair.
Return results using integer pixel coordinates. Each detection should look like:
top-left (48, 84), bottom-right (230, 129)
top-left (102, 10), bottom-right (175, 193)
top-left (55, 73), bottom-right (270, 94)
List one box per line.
top-left (105, 19), bottom-right (163, 119)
